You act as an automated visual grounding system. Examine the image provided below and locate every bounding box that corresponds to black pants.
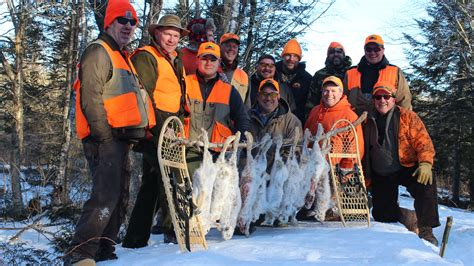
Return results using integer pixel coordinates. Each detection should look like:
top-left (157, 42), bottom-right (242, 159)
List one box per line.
top-left (123, 110), bottom-right (179, 245)
top-left (371, 166), bottom-right (440, 228)
top-left (70, 139), bottom-right (131, 258)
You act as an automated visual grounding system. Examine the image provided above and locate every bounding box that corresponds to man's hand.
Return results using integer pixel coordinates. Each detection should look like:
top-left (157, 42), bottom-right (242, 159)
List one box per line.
top-left (413, 162), bottom-right (433, 185)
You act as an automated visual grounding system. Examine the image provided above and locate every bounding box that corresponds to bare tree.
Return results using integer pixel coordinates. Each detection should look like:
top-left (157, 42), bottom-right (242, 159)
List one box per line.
top-left (1, 0), bottom-right (29, 217)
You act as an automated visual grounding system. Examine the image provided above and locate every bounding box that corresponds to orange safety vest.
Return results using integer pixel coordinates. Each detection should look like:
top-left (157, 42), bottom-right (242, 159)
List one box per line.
top-left (184, 74), bottom-right (233, 144)
top-left (74, 39), bottom-right (156, 140)
top-left (133, 46), bottom-right (184, 113)
top-left (229, 68), bottom-right (249, 102)
top-left (346, 65), bottom-right (399, 92)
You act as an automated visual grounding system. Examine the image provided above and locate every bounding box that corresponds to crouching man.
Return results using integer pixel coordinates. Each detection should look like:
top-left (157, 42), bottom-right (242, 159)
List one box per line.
top-left (363, 81), bottom-right (440, 245)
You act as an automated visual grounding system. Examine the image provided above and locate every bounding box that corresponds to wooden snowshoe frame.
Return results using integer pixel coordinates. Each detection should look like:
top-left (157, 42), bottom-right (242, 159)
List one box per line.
top-left (327, 118), bottom-right (370, 227)
top-left (157, 116), bottom-right (207, 252)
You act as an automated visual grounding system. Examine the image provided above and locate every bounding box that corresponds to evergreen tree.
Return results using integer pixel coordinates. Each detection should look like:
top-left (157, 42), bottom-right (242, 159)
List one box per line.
top-left (403, 0), bottom-right (473, 205)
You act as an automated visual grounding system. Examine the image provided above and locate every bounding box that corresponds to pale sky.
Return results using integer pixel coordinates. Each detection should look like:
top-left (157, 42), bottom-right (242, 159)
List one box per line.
top-left (299, 0), bottom-right (429, 74)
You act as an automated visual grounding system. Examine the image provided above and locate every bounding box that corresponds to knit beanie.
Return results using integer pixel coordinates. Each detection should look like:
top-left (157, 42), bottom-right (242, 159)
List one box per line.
top-left (104, 0), bottom-right (138, 30)
top-left (327, 42), bottom-right (345, 55)
top-left (281, 39), bottom-right (302, 59)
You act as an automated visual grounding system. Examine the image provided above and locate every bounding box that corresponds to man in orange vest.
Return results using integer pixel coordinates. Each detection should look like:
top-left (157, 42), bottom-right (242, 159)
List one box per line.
top-left (185, 42), bottom-right (250, 176)
top-left (121, 14), bottom-right (188, 248)
top-left (66, 1), bottom-right (155, 265)
top-left (343, 34), bottom-right (412, 115)
top-left (219, 33), bottom-right (249, 103)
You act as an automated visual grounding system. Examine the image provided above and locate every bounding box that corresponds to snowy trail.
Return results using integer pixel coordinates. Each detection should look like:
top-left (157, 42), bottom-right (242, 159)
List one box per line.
top-left (0, 194), bottom-right (472, 265)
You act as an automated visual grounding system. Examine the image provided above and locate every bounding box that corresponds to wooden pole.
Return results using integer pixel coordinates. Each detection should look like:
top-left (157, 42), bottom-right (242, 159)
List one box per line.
top-left (439, 216), bottom-right (453, 257)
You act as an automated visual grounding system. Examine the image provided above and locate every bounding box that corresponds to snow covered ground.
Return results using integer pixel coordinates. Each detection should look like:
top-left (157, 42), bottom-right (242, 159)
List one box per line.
top-left (1, 192), bottom-right (473, 265)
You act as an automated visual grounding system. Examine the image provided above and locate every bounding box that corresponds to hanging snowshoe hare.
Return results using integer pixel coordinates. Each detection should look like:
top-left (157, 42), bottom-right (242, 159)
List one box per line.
top-left (264, 135), bottom-right (289, 225)
top-left (192, 129), bottom-right (218, 234)
top-left (251, 135), bottom-right (273, 223)
top-left (280, 128), bottom-right (303, 224)
top-left (219, 132), bottom-right (242, 240)
top-left (209, 135), bottom-right (237, 226)
top-left (237, 132), bottom-right (256, 236)
top-left (295, 129), bottom-right (316, 210)
top-left (303, 125), bottom-right (326, 210)
top-left (311, 157), bottom-right (332, 222)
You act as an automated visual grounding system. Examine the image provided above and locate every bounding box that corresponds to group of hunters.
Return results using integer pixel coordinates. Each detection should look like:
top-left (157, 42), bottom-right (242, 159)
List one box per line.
top-left (65, 0), bottom-right (441, 265)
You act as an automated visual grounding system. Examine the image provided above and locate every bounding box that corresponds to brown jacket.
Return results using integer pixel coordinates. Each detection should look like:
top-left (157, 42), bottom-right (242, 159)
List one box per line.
top-left (249, 99), bottom-right (302, 142)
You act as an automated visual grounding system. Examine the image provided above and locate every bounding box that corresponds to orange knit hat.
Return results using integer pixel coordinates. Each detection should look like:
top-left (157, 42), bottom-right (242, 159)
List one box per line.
top-left (327, 42), bottom-right (345, 55)
top-left (281, 39), bottom-right (302, 59)
top-left (104, 0), bottom-right (138, 30)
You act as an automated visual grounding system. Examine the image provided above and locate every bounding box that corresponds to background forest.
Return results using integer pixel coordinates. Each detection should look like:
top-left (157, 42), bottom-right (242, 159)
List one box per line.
top-left (0, 0), bottom-right (472, 252)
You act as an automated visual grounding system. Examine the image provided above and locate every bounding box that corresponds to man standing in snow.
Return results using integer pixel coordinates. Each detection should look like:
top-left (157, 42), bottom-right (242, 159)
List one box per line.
top-left (344, 34), bottom-right (412, 115)
top-left (122, 14), bottom-right (188, 248)
top-left (363, 81), bottom-right (440, 246)
top-left (276, 38), bottom-right (312, 123)
top-left (66, 0), bottom-right (155, 265)
top-left (219, 33), bottom-right (249, 103)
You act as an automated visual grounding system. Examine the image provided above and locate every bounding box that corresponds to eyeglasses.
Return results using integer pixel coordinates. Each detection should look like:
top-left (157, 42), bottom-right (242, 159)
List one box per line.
top-left (258, 62), bottom-right (275, 69)
top-left (365, 46), bottom-right (382, 53)
top-left (373, 94), bottom-right (394, 100)
top-left (117, 17), bottom-right (138, 26)
top-left (200, 57), bottom-right (218, 62)
top-left (259, 91), bottom-right (279, 99)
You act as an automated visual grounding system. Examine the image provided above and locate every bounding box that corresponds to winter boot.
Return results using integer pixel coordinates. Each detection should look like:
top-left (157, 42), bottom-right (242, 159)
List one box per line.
top-left (164, 232), bottom-right (178, 244)
top-left (418, 227), bottom-right (439, 246)
top-left (72, 258), bottom-right (96, 266)
top-left (399, 207), bottom-right (418, 234)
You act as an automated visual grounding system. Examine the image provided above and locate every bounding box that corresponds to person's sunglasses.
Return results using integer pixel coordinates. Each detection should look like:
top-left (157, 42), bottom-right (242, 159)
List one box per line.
top-left (365, 46), bottom-right (382, 53)
top-left (117, 17), bottom-right (138, 26)
top-left (258, 63), bottom-right (275, 69)
top-left (259, 91), bottom-right (279, 99)
top-left (200, 57), bottom-right (218, 62)
top-left (373, 94), bottom-right (394, 100)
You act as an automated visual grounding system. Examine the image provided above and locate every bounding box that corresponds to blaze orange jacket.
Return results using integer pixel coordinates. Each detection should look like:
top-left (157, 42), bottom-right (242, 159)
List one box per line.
top-left (304, 95), bottom-right (364, 159)
top-left (363, 106), bottom-right (435, 178)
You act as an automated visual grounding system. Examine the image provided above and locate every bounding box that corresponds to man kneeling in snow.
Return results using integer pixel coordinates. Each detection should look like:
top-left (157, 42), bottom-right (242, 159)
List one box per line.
top-left (362, 81), bottom-right (440, 246)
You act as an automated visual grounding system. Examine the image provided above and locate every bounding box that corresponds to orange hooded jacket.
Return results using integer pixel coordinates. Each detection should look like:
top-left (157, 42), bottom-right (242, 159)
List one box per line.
top-left (304, 95), bottom-right (364, 159)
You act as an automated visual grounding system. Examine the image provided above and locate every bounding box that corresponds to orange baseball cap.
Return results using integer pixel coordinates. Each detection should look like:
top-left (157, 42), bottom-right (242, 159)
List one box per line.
top-left (258, 78), bottom-right (280, 93)
top-left (322, 76), bottom-right (343, 90)
top-left (373, 81), bottom-right (395, 95)
top-left (220, 33), bottom-right (240, 45)
top-left (365, 34), bottom-right (384, 46)
top-left (197, 42), bottom-right (221, 58)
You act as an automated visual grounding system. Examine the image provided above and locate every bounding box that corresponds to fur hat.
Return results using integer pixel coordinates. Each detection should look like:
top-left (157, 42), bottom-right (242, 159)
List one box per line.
top-left (281, 39), bottom-right (302, 59)
top-left (104, 0), bottom-right (138, 30)
top-left (187, 18), bottom-right (216, 44)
